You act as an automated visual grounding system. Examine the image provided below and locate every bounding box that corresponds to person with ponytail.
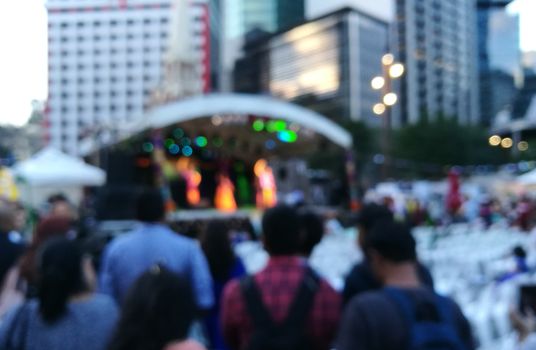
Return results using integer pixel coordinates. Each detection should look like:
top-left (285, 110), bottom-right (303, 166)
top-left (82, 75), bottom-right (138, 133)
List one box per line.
top-left (0, 237), bottom-right (118, 350)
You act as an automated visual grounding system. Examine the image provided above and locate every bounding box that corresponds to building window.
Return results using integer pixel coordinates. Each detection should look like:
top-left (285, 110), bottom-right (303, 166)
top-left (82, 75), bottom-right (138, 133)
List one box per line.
top-left (77, 92), bottom-right (84, 98)
top-left (60, 22), bottom-right (69, 28)
top-left (60, 50), bottom-right (68, 57)
top-left (94, 35), bottom-right (101, 41)
top-left (60, 37), bottom-right (69, 43)
top-left (127, 19), bottom-right (135, 25)
top-left (94, 77), bottom-right (101, 84)
top-left (93, 21), bottom-right (101, 27)
top-left (94, 63), bottom-right (101, 70)
top-left (127, 33), bottom-right (134, 40)
top-left (94, 49), bottom-right (101, 56)
top-left (94, 106), bottom-right (101, 112)
top-left (110, 91), bottom-right (117, 97)
top-left (160, 32), bottom-right (168, 39)
top-left (61, 64), bottom-right (69, 71)
top-left (78, 106), bottom-right (85, 112)
top-left (143, 18), bottom-right (151, 24)
top-left (110, 20), bottom-right (118, 26)
top-left (160, 18), bottom-right (169, 24)
top-left (126, 90), bottom-right (134, 96)
top-left (76, 22), bottom-right (85, 28)
top-left (61, 92), bottom-right (69, 98)
top-left (143, 33), bottom-right (151, 39)
top-left (94, 91), bottom-right (101, 98)
top-left (110, 105), bottom-right (117, 112)
top-left (111, 34), bottom-right (118, 41)
top-left (77, 77), bottom-right (85, 84)
top-left (77, 64), bottom-right (85, 70)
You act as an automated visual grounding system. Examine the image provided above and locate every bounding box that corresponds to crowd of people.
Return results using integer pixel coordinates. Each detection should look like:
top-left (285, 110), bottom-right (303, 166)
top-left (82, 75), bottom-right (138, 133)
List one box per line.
top-left (2, 189), bottom-right (535, 350)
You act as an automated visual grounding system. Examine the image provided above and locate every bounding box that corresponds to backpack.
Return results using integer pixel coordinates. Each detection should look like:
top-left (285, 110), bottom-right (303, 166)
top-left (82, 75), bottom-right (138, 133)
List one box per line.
top-left (240, 267), bottom-right (320, 350)
top-left (384, 288), bottom-right (467, 350)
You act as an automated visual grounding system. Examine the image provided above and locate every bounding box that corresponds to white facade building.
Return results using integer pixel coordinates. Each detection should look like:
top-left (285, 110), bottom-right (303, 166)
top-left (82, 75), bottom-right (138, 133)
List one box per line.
top-left (46, 0), bottom-right (209, 155)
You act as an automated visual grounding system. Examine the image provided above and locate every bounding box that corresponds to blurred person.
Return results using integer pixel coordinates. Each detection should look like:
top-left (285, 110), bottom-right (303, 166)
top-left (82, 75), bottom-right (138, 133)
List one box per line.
top-left (99, 189), bottom-right (213, 310)
top-left (0, 201), bottom-right (25, 288)
top-left (200, 221), bottom-right (246, 350)
top-left (0, 238), bottom-right (118, 350)
top-left (497, 246), bottom-right (530, 283)
top-left (343, 203), bottom-right (434, 305)
top-left (18, 217), bottom-right (74, 297)
top-left (221, 205), bottom-right (340, 350)
top-left (336, 221), bottom-right (474, 350)
top-left (0, 200), bottom-right (26, 319)
top-left (107, 265), bottom-right (206, 350)
top-left (517, 197), bottom-right (534, 232)
top-left (298, 210), bottom-right (324, 257)
top-left (46, 193), bottom-right (76, 220)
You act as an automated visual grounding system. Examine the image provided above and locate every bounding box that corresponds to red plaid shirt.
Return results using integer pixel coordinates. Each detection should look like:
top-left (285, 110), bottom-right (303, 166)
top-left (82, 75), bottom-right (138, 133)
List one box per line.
top-left (221, 256), bottom-right (341, 350)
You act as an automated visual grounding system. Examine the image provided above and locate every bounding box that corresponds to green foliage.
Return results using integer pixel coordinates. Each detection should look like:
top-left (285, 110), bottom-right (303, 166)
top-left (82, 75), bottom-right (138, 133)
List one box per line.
top-left (393, 117), bottom-right (510, 166)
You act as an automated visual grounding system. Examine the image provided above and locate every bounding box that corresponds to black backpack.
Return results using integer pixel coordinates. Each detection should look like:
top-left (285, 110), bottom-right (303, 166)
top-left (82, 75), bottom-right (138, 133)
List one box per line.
top-left (240, 268), bottom-right (320, 350)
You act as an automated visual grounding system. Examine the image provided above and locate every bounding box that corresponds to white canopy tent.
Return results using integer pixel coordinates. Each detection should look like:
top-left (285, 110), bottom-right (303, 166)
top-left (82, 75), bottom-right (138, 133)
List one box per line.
top-left (12, 147), bottom-right (105, 207)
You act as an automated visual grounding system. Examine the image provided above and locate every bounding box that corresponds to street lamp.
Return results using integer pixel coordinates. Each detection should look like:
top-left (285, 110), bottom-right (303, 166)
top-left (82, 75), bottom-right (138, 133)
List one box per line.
top-left (371, 53), bottom-right (404, 180)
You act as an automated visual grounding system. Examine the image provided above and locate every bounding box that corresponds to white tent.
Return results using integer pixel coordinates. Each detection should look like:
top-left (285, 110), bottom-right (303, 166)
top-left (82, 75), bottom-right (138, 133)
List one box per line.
top-left (11, 147), bottom-right (105, 207)
top-left (13, 147), bottom-right (105, 186)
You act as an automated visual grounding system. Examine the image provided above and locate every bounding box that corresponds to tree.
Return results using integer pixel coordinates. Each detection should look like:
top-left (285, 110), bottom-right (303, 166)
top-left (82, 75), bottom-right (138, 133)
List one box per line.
top-left (393, 117), bottom-right (510, 173)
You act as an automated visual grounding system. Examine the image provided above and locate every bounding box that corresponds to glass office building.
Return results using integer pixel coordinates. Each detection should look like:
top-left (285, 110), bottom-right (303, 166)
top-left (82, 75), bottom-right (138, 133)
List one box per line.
top-left (234, 8), bottom-right (390, 126)
top-left (477, 0), bottom-right (519, 125)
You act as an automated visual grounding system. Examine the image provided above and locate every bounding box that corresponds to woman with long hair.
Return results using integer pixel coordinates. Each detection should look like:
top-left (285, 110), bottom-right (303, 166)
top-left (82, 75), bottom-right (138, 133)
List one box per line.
top-left (108, 266), bottom-right (205, 350)
top-left (200, 220), bottom-right (246, 350)
top-left (0, 237), bottom-right (118, 350)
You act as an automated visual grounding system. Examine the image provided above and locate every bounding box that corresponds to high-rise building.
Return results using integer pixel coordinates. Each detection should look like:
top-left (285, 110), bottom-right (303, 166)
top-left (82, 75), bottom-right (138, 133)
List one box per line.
top-left (477, 0), bottom-right (519, 125)
top-left (46, 0), bottom-right (210, 155)
top-left (220, 0), bottom-right (305, 91)
top-left (395, 0), bottom-right (480, 125)
top-left (234, 7), bottom-right (391, 125)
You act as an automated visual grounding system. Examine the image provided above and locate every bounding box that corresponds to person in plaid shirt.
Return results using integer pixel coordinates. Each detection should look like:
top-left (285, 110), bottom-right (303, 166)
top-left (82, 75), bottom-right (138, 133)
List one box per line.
top-left (221, 205), bottom-right (341, 350)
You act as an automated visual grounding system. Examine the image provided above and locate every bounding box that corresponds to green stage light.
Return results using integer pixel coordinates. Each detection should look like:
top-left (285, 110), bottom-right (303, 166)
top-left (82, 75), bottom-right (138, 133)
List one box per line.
top-left (252, 120), bottom-right (265, 132)
top-left (165, 138), bottom-right (175, 148)
top-left (213, 137), bottom-right (223, 147)
top-left (195, 136), bottom-right (208, 147)
top-left (266, 121), bottom-right (277, 133)
top-left (180, 138), bottom-right (191, 146)
top-left (274, 120), bottom-right (286, 131)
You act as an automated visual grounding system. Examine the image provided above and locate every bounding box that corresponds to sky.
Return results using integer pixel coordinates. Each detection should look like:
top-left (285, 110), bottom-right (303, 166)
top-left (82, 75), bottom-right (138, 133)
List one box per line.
top-left (0, 0), bottom-right (534, 127)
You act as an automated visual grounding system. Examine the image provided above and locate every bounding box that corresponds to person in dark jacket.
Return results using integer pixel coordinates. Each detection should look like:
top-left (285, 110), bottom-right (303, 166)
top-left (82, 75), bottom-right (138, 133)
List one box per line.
top-left (343, 203), bottom-right (434, 305)
top-left (336, 221), bottom-right (474, 350)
